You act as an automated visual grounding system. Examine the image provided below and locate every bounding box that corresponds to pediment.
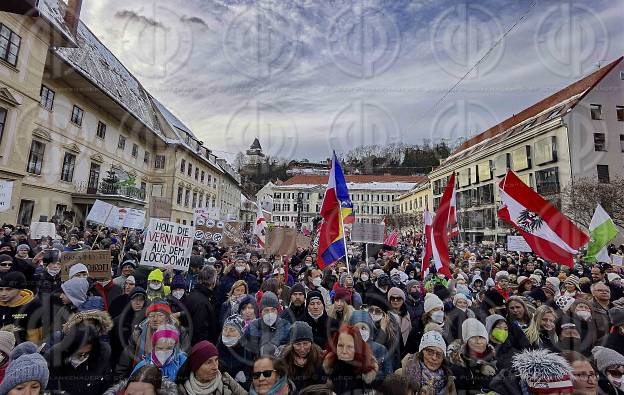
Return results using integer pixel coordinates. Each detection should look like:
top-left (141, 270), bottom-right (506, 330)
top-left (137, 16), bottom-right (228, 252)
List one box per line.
top-left (32, 128), bottom-right (52, 142)
top-left (90, 153), bottom-right (104, 163)
top-left (63, 143), bottom-right (80, 153)
top-left (0, 87), bottom-right (20, 107)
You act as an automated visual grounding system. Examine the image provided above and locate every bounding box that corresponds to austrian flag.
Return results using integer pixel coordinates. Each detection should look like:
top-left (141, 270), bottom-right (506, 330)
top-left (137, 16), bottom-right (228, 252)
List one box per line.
top-left (497, 170), bottom-right (589, 267)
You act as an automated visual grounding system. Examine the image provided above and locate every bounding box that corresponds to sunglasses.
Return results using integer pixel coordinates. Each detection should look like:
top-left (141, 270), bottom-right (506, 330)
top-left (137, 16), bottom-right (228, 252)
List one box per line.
top-left (390, 296), bottom-right (403, 302)
top-left (252, 370), bottom-right (276, 379)
top-left (0, 263), bottom-right (11, 267)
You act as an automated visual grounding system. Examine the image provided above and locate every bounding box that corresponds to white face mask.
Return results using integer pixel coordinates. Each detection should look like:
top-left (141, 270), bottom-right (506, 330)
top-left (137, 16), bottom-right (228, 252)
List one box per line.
top-left (371, 313), bottom-right (383, 322)
top-left (312, 277), bottom-right (322, 287)
top-left (360, 274), bottom-right (369, 282)
top-left (235, 266), bottom-right (245, 273)
top-left (155, 350), bottom-right (173, 364)
top-left (576, 310), bottom-right (591, 321)
top-left (47, 267), bottom-right (61, 276)
top-left (359, 328), bottom-right (370, 342)
top-left (69, 355), bottom-right (88, 368)
top-left (222, 335), bottom-right (239, 348)
top-left (263, 312), bottom-right (278, 326)
top-left (149, 283), bottom-right (162, 291)
top-left (431, 311), bottom-right (445, 324)
top-left (172, 290), bottom-right (184, 300)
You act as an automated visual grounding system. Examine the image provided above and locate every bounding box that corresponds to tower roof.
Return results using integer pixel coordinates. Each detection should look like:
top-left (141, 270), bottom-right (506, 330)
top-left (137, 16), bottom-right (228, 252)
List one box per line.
top-left (250, 138), bottom-right (262, 150)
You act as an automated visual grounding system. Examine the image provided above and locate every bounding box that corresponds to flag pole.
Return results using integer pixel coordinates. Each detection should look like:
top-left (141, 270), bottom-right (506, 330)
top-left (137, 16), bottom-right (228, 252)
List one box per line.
top-left (339, 210), bottom-right (350, 274)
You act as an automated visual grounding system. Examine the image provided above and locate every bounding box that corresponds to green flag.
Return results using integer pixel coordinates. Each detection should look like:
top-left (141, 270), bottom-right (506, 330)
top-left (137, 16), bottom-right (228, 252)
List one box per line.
top-left (585, 204), bottom-right (618, 262)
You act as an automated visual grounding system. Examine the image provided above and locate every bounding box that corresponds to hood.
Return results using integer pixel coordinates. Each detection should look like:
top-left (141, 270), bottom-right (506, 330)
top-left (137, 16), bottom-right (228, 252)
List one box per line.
top-left (62, 309), bottom-right (113, 336)
top-left (0, 289), bottom-right (34, 307)
top-left (348, 310), bottom-right (376, 335)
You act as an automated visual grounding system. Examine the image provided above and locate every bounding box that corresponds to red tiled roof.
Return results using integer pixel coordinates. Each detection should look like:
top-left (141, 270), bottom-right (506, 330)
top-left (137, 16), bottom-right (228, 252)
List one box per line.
top-left (281, 174), bottom-right (426, 185)
top-left (453, 56), bottom-right (623, 154)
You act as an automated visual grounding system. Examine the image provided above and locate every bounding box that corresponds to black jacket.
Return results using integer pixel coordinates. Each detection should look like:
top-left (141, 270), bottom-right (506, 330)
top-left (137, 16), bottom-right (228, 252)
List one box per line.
top-left (183, 284), bottom-right (218, 344)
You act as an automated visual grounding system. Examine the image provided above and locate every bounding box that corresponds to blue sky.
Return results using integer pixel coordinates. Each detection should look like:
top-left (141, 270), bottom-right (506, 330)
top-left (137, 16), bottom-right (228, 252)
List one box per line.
top-left (82, 0), bottom-right (623, 162)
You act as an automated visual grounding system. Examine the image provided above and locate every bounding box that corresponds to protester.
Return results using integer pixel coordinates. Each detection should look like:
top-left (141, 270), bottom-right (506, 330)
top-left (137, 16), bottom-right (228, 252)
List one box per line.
top-left (279, 321), bottom-right (325, 390)
top-left (132, 324), bottom-right (188, 381)
top-left (0, 342), bottom-right (49, 395)
top-left (0, 330), bottom-right (15, 383)
top-left (104, 365), bottom-right (178, 395)
top-left (250, 356), bottom-right (296, 395)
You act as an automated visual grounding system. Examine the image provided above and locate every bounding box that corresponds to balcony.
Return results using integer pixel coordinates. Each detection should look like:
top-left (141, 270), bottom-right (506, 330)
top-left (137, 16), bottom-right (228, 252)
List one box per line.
top-left (73, 181), bottom-right (146, 205)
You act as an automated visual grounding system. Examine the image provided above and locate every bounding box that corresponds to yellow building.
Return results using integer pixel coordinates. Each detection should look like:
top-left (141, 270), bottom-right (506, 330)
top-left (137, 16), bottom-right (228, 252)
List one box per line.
top-left (397, 180), bottom-right (432, 215)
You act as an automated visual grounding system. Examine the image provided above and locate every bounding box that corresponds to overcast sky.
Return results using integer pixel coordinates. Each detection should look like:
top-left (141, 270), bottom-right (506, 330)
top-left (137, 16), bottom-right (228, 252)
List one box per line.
top-left (81, 0), bottom-right (623, 163)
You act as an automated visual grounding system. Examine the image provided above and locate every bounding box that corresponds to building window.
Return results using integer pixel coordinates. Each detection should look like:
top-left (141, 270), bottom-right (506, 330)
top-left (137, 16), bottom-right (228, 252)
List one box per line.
top-left (180, 159), bottom-right (186, 174)
top-left (199, 193), bottom-right (204, 207)
top-left (154, 155), bottom-right (165, 169)
top-left (617, 106), bottom-right (624, 122)
top-left (597, 165), bottom-right (610, 184)
top-left (184, 189), bottom-right (190, 207)
top-left (201, 171), bottom-right (205, 183)
top-left (590, 104), bottom-right (602, 120)
top-left (177, 186), bottom-right (183, 205)
top-left (195, 168), bottom-right (199, 180)
top-left (0, 107), bottom-right (6, 143)
top-left (0, 24), bottom-right (21, 66)
top-left (118, 135), bottom-right (126, 150)
top-left (187, 163), bottom-right (192, 177)
top-left (144, 151), bottom-right (151, 165)
top-left (60, 152), bottom-right (76, 182)
top-left (131, 144), bottom-right (138, 158)
top-left (535, 167), bottom-right (560, 195)
top-left (140, 182), bottom-right (147, 195)
top-left (70, 105), bottom-right (84, 126)
top-left (87, 163), bottom-right (100, 193)
top-left (39, 85), bottom-right (55, 110)
top-left (17, 200), bottom-right (34, 226)
top-left (594, 133), bottom-right (607, 151)
top-left (26, 140), bottom-right (45, 175)
top-left (192, 192), bottom-right (198, 208)
top-left (96, 121), bottom-right (106, 139)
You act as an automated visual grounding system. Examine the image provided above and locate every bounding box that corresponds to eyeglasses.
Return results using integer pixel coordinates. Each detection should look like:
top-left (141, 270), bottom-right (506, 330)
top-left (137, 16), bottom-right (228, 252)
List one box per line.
top-left (573, 371), bottom-right (596, 382)
top-left (423, 348), bottom-right (444, 359)
top-left (252, 370), bottom-right (276, 379)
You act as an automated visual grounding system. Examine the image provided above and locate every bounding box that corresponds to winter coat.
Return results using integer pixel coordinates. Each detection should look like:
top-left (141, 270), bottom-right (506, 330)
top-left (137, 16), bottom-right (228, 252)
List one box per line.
top-left (93, 281), bottom-right (123, 311)
top-left (600, 330), bottom-right (624, 357)
top-left (280, 304), bottom-right (307, 323)
top-left (303, 312), bottom-right (337, 349)
top-left (132, 350), bottom-right (187, 381)
top-left (241, 317), bottom-right (290, 359)
top-left (103, 377), bottom-right (179, 395)
top-left (323, 357), bottom-right (378, 395)
top-left (184, 284), bottom-right (219, 344)
top-left (35, 270), bottom-right (62, 336)
top-left (110, 304), bottom-right (145, 371)
top-left (591, 298), bottom-right (612, 340)
top-left (446, 307), bottom-right (475, 341)
top-left (177, 371), bottom-right (248, 395)
top-left (488, 368), bottom-right (523, 395)
top-left (447, 340), bottom-right (498, 394)
top-left (217, 271), bottom-right (260, 306)
top-left (0, 289), bottom-right (43, 343)
top-left (395, 353), bottom-right (457, 395)
top-left (217, 340), bottom-right (252, 390)
top-left (369, 340), bottom-right (393, 385)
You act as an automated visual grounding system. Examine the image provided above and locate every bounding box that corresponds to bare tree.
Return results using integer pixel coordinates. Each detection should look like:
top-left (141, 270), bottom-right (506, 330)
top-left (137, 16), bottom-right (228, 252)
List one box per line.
top-left (233, 152), bottom-right (247, 171)
top-left (562, 177), bottom-right (624, 229)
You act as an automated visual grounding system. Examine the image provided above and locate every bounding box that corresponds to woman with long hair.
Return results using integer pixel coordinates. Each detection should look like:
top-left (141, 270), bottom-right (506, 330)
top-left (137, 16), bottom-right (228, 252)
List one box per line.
top-left (323, 324), bottom-right (379, 395)
top-left (104, 365), bottom-right (178, 395)
top-left (250, 356), bottom-right (296, 395)
top-left (279, 321), bottom-right (325, 390)
top-left (524, 305), bottom-right (558, 351)
top-left (506, 296), bottom-right (532, 330)
top-left (219, 280), bottom-right (248, 324)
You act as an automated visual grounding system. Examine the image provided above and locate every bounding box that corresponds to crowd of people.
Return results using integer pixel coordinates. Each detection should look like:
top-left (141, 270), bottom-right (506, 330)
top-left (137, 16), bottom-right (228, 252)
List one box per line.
top-left (0, 223), bottom-right (623, 394)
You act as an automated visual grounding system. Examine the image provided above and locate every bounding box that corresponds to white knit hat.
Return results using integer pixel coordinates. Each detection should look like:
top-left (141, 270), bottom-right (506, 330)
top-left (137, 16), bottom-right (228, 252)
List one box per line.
top-left (424, 293), bottom-right (444, 314)
top-left (517, 275), bottom-right (528, 285)
top-left (419, 330), bottom-right (446, 356)
top-left (495, 271), bottom-right (509, 281)
top-left (453, 293), bottom-right (472, 307)
top-left (462, 318), bottom-right (488, 343)
top-left (608, 273), bottom-right (622, 282)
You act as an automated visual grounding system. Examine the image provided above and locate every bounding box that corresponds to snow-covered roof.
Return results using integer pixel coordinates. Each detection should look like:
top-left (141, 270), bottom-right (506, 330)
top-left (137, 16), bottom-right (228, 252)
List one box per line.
top-left (152, 97), bottom-right (197, 140)
top-left (274, 182), bottom-right (418, 192)
top-left (36, 0), bottom-right (77, 46)
top-left (54, 21), bottom-right (162, 134)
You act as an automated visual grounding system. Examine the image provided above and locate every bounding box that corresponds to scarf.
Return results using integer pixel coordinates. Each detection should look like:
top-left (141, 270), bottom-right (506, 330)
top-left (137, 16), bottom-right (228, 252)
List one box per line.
top-left (250, 375), bottom-right (290, 395)
top-left (419, 361), bottom-right (447, 395)
top-left (184, 371), bottom-right (223, 395)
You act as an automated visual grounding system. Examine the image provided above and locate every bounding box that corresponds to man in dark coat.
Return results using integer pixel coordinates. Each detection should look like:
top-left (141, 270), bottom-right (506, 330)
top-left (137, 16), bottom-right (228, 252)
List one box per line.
top-left (216, 257), bottom-right (260, 306)
top-left (183, 265), bottom-right (218, 345)
top-left (281, 283), bottom-right (307, 323)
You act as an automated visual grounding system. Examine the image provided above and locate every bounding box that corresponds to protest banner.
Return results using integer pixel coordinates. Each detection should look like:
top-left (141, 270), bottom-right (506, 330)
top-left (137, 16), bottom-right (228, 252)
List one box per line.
top-left (350, 223), bottom-right (385, 244)
top-left (194, 219), bottom-right (225, 243)
top-left (0, 180), bottom-right (13, 213)
top-left (296, 233), bottom-right (311, 249)
top-left (507, 235), bottom-right (532, 252)
top-left (122, 208), bottom-right (146, 229)
top-left (223, 221), bottom-right (244, 246)
top-left (61, 250), bottom-right (112, 281)
top-left (149, 197), bottom-right (172, 219)
top-left (141, 219), bottom-right (194, 271)
top-left (30, 222), bottom-right (57, 239)
top-left (265, 227), bottom-right (298, 256)
top-left (86, 199), bottom-right (116, 226)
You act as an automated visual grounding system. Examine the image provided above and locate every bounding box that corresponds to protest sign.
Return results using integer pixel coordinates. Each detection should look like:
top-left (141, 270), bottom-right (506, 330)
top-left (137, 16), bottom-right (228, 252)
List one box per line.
top-left (30, 222), bottom-right (57, 239)
top-left (86, 199), bottom-right (116, 226)
top-left (149, 197), bottom-right (172, 219)
top-left (0, 181), bottom-right (13, 213)
top-left (194, 219), bottom-right (225, 243)
top-left (507, 235), bottom-right (532, 252)
top-left (223, 221), bottom-right (244, 246)
top-left (296, 233), bottom-right (311, 249)
top-left (265, 227), bottom-right (298, 256)
top-left (612, 255), bottom-right (624, 266)
top-left (194, 207), bottom-right (221, 225)
top-left (122, 208), bottom-right (146, 229)
top-left (61, 250), bottom-right (112, 281)
top-left (141, 219), bottom-right (194, 271)
top-left (350, 223), bottom-right (385, 244)
top-left (105, 206), bottom-right (126, 229)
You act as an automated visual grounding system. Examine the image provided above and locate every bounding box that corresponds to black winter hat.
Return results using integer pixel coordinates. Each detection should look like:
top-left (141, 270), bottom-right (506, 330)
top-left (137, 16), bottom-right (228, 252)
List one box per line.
top-left (290, 321), bottom-right (313, 343)
top-left (0, 271), bottom-right (26, 289)
top-left (482, 289), bottom-right (506, 309)
top-left (306, 290), bottom-right (325, 307)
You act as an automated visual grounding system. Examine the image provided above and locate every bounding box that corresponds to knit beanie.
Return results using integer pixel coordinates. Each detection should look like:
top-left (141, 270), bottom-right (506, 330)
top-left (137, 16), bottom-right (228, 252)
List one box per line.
top-left (419, 330), bottom-right (446, 356)
top-left (495, 271), bottom-right (509, 282)
top-left (453, 293), bottom-right (472, 307)
top-left (609, 307), bottom-right (624, 327)
top-left (223, 315), bottom-right (244, 336)
top-left (516, 275), bottom-right (528, 285)
top-left (306, 290), bottom-right (324, 307)
top-left (237, 294), bottom-right (257, 314)
top-left (512, 349), bottom-right (573, 394)
top-left (170, 274), bottom-right (187, 290)
top-left (462, 318), bottom-right (488, 343)
top-left (145, 303), bottom-right (172, 316)
top-left (61, 277), bottom-right (89, 308)
top-left (290, 283), bottom-right (305, 295)
top-left (348, 310), bottom-right (375, 333)
top-left (188, 341), bottom-right (219, 372)
top-left (334, 287), bottom-right (352, 304)
top-left (125, 275), bottom-right (136, 284)
top-left (0, 255), bottom-right (12, 264)
top-left (592, 346), bottom-right (624, 373)
top-left (485, 314), bottom-right (506, 335)
top-left (555, 295), bottom-right (575, 313)
top-left (290, 321), bottom-right (314, 343)
top-left (563, 275), bottom-right (579, 291)
top-left (608, 273), bottom-right (622, 282)
top-left (261, 291), bottom-right (279, 310)
top-left (406, 280), bottom-right (419, 293)
top-left (0, 342), bottom-right (49, 394)
top-left (148, 269), bottom-right (164, 282)
top-left (0, 330), bottom-right (15, 357)
top-left (68, 263), bottom-right (89, 279)
top-left (0, 272), bottom-right (26, 289)
top-left (424, 293), bottom-right (444, 314)
top-left (152, 325), bottom-right (179, 346)
top-left (387, 287), bottom-right (405, 301)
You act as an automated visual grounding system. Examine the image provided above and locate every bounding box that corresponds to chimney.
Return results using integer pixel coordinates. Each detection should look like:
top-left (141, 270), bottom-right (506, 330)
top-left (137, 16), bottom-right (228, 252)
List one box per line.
top-left (64, 0), bottom-right (83, 35)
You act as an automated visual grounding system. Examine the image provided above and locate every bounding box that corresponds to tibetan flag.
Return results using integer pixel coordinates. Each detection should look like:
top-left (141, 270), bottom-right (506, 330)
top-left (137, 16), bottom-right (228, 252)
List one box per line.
top-left (498, 170), bottom-right (589, 267)
top-left (317, 152), bottom-right (350, 268)
top-left (585, 204), bottom-right (618, 263)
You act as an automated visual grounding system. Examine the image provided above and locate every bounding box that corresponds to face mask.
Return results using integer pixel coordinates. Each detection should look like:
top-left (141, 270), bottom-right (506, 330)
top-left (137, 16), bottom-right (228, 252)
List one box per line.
top-left (155, 350), bottom-right (173, 364)
top-left (576, 311), bottom-right (591, 321)
top-left (47, 267), bottom-right (60, 276)
top-left (235, 266), bottom-right (245, 273)
top-left (371, 313), bottom-right (383, 322)
top-left (172, 290), bottom-right (184, 300)
top-left (222, 335), bottom-right (239, 347)
top-left (431, 311), bottom-right (445, 324)
top-left (69, 355), bottom-right (88, 368)
top-left (359, 328), bottom-right (370, 342)
top-left (360, 274), bottom-right (369, 282)
top-left (491, 328), bottom-right (509, 343)
top-left (312, 277), bottom-right (322, 287)
top-left (149, 283), bottom-right (162, 291)
top-left (263, 312), bottom-right (277, 326)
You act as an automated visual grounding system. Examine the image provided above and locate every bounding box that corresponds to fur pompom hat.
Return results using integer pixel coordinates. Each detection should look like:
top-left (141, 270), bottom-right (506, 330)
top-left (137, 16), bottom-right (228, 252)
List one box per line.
top-left (512, 349), bottom-right (573, 394)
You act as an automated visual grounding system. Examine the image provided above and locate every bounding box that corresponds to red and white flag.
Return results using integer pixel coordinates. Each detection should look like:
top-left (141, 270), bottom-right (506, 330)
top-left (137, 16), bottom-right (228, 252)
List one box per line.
top-left (430, 174), bottom-right (455, 278)
top-left (253, 204), bottom-right (267, 248)
top-left (448, 190), bottom-right (460, 238)
top-left (497, 170), bottom-right (589, 267)
top-left (421, 208), bottom-right (433, 276)
top-left (384, 229), bottom-right (399, 247)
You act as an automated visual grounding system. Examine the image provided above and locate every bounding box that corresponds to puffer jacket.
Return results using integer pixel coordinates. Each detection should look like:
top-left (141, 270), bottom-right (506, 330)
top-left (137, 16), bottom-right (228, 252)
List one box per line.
top-left (132, 350), bottom-right (187, 382)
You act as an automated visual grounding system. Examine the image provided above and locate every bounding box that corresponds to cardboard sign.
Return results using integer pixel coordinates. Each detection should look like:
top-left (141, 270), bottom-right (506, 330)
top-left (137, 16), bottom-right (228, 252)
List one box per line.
top-left (30, 222), bottom-right (57, 239)
top-left (223, 221), bottom-right (244, 246)
top-left (296, 233), bottom-right (311, 249)
top-left (141, 219), bottom-right (194, 271)
top-left (0, 181), bottom-right (13, 213)
top-left (507, 235), bottom-right (532, 252)
top-left (612, 255), bottom-right (623, 266)
top-left (61, 250), bottom-right (112, 281)
top-left (122, 208), bottom-right (146, 229)
top-left (86, 199), bottom-right (116, 226)
top-left (266, 227), bottom-right (298, 256)
top-left (194, 219), bottom-right (225, 243)
top-left (350, 223), bottom-right (385, 244)
top-left (149, 197), bottom-right (172, 219)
